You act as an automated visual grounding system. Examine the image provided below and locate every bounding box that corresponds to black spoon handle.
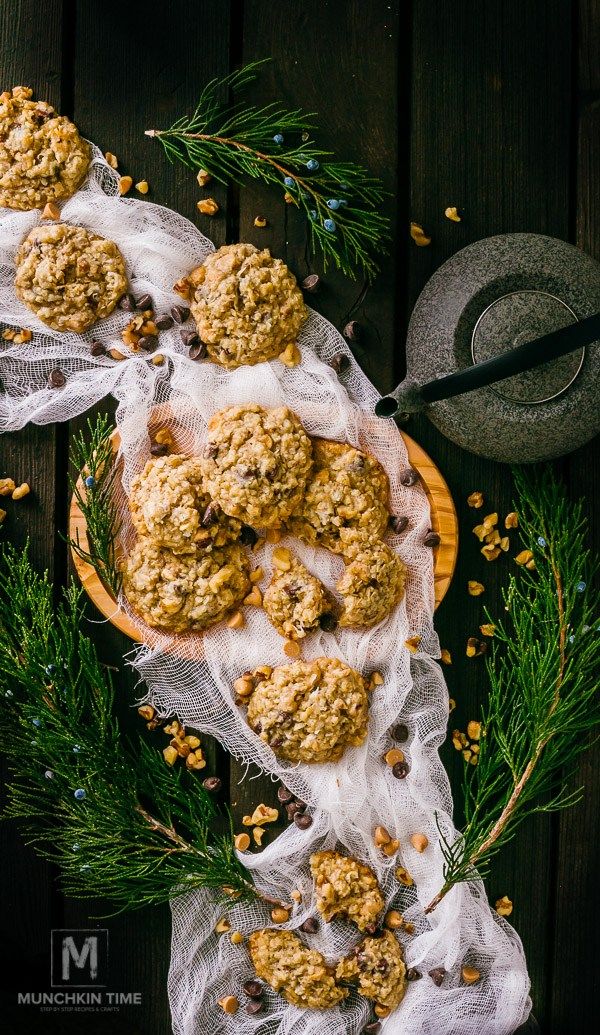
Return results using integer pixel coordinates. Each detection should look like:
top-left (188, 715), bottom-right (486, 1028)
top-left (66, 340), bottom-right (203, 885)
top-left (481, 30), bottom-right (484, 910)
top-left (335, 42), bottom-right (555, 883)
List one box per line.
top-left (419, 312), bottom-right (600, 404)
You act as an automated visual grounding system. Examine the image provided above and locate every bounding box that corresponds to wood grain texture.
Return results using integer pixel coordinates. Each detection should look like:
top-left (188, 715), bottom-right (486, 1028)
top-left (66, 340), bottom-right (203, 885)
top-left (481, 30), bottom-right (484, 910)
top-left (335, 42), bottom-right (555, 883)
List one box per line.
top-left (407, 2), bottom-right (573, 1028)
top-left (0, 2), bottom-right (597, 1032)
top-left (0, 2), bottom-right (64, 1024)
top-left (549, 0), bottom-right (600, 1026)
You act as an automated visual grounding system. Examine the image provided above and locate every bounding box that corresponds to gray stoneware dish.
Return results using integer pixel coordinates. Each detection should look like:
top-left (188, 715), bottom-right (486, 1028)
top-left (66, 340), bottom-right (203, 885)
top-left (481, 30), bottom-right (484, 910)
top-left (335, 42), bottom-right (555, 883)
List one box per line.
top-left (376, 234), bottom-right (600, 462)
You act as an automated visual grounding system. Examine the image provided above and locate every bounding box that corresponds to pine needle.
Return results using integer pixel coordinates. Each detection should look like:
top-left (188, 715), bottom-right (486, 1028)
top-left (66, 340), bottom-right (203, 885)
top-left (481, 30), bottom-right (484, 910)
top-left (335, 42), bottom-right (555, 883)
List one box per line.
top-left (145, 59), bottom-right (390, 282)
top-left (426, 467), bottom-right (600, 913)
top-left (0, 545), bottom-right (273, 913)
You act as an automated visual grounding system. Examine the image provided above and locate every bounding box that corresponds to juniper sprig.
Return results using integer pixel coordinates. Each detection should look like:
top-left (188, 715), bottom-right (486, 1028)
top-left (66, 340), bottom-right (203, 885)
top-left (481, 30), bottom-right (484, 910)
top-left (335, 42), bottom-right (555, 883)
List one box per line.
top-left (145, 60), bottom-right (390, 281)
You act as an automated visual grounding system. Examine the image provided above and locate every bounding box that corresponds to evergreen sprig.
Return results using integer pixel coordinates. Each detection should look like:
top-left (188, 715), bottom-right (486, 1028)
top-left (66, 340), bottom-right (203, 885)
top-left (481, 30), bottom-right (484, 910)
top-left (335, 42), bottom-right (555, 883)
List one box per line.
top-left (68, 414), bottom-right (121, 597)
top-left (426, 468), bottom-right (600, 913)
top-left (0, 545), bottom-right (279, 912)
top-left (145, 59), bottom-right (390, 281)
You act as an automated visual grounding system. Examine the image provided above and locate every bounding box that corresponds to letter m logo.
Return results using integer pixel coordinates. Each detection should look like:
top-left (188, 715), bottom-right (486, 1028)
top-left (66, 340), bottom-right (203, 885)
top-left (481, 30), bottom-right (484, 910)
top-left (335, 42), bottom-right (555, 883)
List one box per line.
top-left (51, 929), bottom-right (108, 987)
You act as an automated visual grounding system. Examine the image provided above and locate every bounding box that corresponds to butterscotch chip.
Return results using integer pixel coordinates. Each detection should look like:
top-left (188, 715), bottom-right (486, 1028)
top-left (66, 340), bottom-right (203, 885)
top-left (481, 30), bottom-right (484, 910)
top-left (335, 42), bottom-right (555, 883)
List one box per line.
top-left (188, 243), bottom-right (307, 367)
top-left (123, 539), bottom-right (250, 633)
top-left (15, 223), bottom-right (127, 333)
top-left (336, 930), bottom-right (407, 1011)
top-left (246, 658), bottom-right (369, 764)
top-left (248, 929), bottom-right (347, 1009)
top-left (200, 403), bottom-right (312, 528)
top-left (287, 438), bottom-right (390, 554)
top-left (129, 454), bottom-right (240, 554)
top-left (310, 849), bottom-right (384, 930)
top-left (263, 554), bottom-right (331, 639)
top-left (336, 530), bottom-right (406, 627)
top-left (0, 87), bottom-right (90, 210)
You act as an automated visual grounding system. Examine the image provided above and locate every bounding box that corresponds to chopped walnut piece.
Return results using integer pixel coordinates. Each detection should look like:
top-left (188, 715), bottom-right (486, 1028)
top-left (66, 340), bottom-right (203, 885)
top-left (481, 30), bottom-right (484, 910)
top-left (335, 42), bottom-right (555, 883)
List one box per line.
top-left (495, 895), bottom-right (513, 916)
top-left (445, 206), bottom-right (462, 222)
top-left (468, 580), bottom-right (485, 596)
top-left (405, 635), bottom-right (422, 653)
top-left (505, 512), bottom-right (519, 529)
top-left (410, 221), bottom-right (431, 246)
top-left (118, 175), bottom-right (133, 195)
top-left (467, 490), bottom-right (484, 508)
top-left (440, 648), bottom-right (452, 665)
top-left (197, 197), bottom-right (219, 215)
top-left (480, 623), bottom-right (496, 637)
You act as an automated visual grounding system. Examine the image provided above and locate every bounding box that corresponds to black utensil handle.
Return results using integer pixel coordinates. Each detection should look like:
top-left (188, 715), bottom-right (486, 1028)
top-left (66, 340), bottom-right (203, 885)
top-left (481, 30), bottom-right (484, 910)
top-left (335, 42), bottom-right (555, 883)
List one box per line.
top-left (420, 312), bottom-right (600, 404)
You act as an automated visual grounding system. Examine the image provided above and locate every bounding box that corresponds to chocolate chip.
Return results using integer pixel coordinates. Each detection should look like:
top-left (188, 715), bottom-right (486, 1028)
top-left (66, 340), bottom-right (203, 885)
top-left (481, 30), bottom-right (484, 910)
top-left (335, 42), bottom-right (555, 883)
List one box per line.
top-left (118, 293), bottom-right (135, 311)
top-left (294, 812), bottom-right (313, 830)
top-left (389, 514), bottom-right (409, 534)
top-left (391, 723), bottom-right (409, 743)
top-left (202, 776), bottom-right (221, 793)
top-left (170, 305), bottom-right (190, 324)
top-left (400, 467), bottom-right (420, 486)
top-left (150, 442), bottom-right (169, 457)
top-left (240, 525), bottom-right (258, 547)
top-left (245, 1000), bottom-right (263, 1015)
top-left (243, 979), bottom-right (263, 999)
top-left (201, 502), bottom-right (220, 526)
top-left (135, 293), bottom-right (153, 310)
top-left (424, 529), bottom-right (441, 547)
top-left (319, 612), bottom-right (338, 632)
top-left (48, 368), bottom-right (66, 388)
top-left (329, 352), bottom-right (350, 374)
top-left (299, 917), bottom-right (319, 934)
top-left (270, 735), bottom-right (284, 748)
top-left (252, 721), bottom-right (262, 734)
top-left (181, 328), bottom-right (199, 348)
top-left (392, 760), bottom-right (410, 779)
top-left (363, 1024), bottom-right (382, 1035)
top-left (406, 967), bottom-right (422, 981)
top-left (283, 583), bottom-right (300, 601)
top-left (293, 798), bottom-right (306, 811)
top-left (189, 339), bottom-right (207, 361)
top-left (204, 444), bottom-right (218, 460)
top-left (343, 320), bottom-right (362, 343)
top-left (301, 273), bottom-right (320, 293)
top-left (155, 314), bottom-right (174, 330)
top-left (138, 335), bottom-right (158, 352)
top-left (90, 340), bottom-right (106, 357)
top-left (277, 786), bottom-right (293, 803)
top-left (376, 959), bottom-right (389, 973)
top-left (428, 966), bottom-right (446, 987)
top-left (285, 801), bottom-right (302, 819)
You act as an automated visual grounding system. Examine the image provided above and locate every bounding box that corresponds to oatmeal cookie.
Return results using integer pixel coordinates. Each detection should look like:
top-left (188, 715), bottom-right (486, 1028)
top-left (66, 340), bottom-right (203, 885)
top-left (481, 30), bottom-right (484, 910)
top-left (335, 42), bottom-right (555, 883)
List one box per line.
top-left (248, 929), bottom-right (347, 1009)
top-left (15, 223), bottom-right (128, 333)
top-left (0, 86), bottom-right (90, 210)
top-left (262, 549), bottom-right (333, 639)
top-left (336, 930), bottom-right (407, 1012)
top-left (245, 658), bottom-right (369, 764)
top-left (122, 539), bottom-right (250, 633)
top-left (129, 454), bottom-right (240, 554)
top-left (188, 243), bottom-right (307, 367)
top-left (287, 438), bottom-right (390, 553)
top-left (200, 403), bottom-right (312, 528)
top-left (336, 531), bottom-right (406, 628)
top-left (310, 850), bottom-right (385, 930)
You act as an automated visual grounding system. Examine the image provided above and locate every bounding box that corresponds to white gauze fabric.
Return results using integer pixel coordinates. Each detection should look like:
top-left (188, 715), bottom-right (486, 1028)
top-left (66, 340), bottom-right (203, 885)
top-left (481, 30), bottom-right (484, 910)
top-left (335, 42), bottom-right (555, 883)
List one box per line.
top-left (0, 150), bottom-right (531, 1035)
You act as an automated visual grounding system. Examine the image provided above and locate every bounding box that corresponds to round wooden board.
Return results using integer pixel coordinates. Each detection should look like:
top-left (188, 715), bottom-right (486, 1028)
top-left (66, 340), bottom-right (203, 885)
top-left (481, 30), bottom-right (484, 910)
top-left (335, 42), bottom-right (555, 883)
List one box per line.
top-left (70, 429), bottom-right (458, 643)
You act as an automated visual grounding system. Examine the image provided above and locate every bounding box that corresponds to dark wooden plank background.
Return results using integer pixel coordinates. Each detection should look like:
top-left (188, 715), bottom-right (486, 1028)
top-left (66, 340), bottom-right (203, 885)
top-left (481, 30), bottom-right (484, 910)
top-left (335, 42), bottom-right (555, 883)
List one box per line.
top-left (0, 1), bottom-right (597, 1032)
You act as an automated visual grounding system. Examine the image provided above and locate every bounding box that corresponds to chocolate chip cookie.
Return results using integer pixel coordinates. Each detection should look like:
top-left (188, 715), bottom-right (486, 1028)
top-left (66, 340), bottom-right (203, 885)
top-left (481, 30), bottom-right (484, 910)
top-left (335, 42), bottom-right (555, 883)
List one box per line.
top-left (262, 547), bottom-right (333, 639)
top-left (287, 438), bottom-right (390, 554)
top-left (310, 850), bottom-right (385, 930)
top-left (200, 403), bottom-right (312, 528)
top-left (336, 530), bottom-right (406, 627)
top-left (248, 929), bottom-right (347, 1009)
top-left (244, 657), bottom-right (369, 764)
top-left (187, 243), bottom-right (307, 367)
top-left (122, 539), bottom-right (250, 633)
top-left (15, 223), bottom-right (128, 332)
top-left (336, 930), bottom-right (407, 1013)
top-left (0, 86), bottom-right (90, 210)
top-left (129, 454), bottom-right (240, 554)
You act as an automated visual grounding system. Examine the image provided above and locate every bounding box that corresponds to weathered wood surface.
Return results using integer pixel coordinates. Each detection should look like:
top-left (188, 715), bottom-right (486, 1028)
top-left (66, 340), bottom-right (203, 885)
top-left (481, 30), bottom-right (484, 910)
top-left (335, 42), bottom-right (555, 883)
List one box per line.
top-left (0, 1), bottom-right (597, 1031)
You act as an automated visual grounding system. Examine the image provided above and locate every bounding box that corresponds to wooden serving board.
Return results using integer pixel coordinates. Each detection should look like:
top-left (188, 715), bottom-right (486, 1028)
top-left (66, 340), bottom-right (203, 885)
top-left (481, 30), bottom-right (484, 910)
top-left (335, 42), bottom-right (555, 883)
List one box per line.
top-left (69, 429), bottom-right (458, 641)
